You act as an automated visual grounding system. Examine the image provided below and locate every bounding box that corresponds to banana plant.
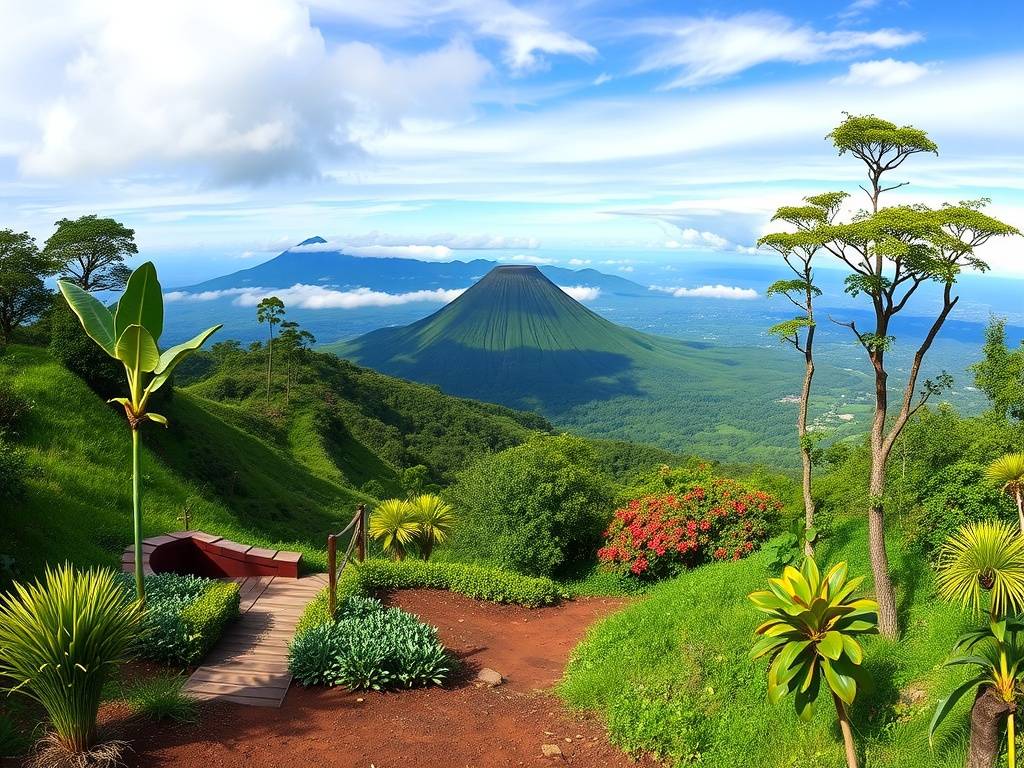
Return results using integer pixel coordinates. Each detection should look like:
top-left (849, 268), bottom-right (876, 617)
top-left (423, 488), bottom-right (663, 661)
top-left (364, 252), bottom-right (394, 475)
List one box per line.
top-left (931, 520), bottom-right (1024, 768)
top-left (749, 556), bottom-right (878, 768)
top-left (58, 262), bottom-right (221, 604)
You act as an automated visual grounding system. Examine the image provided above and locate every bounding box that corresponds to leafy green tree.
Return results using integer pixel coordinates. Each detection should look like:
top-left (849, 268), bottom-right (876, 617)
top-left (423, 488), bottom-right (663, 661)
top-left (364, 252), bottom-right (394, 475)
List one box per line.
top-left (401, 464), bottom-right (430, 496)
top-left (759, 192), bottom-right (846, 556)
top-left (816, 114), bottom-right (1020, 638)
top-left (256, 296), bottom-right (285, 406)
top-left (972, 317), bottom-right (1024, 421)
top-left (749, 557), bottom-right (878, 768)
top-left (278, 318), bottom-right (315, 407)
top-left (986, 453), bottom-right (1024, 533)
top-left (58, 262), bottom-right (220, 602)
top-left (43, 215), bottom-right (137, 291)
top-left (933, 521), bottom-right (1024, 768)
top-left (0, 229), bottom-right (54, 344)
top-left (446, 434), bottom-right (613, 577)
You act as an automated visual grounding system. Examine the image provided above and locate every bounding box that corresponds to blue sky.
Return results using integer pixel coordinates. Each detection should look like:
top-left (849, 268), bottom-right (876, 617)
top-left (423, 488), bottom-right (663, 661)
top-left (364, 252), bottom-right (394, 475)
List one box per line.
top-left (2, 0), bottom-right (1023, 285)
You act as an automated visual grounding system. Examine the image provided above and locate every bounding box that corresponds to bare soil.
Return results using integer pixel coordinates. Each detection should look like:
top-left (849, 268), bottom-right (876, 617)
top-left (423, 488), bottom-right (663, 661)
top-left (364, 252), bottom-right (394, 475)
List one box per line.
top-left (98, 590), bottom-right (656, 768)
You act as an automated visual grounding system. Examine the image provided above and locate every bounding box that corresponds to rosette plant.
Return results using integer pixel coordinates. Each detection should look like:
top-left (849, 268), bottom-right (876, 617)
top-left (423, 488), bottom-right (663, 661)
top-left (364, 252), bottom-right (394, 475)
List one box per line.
top-left (369, 499), bottom-right (421, 561)
top-left (749, 556), bottom-right (878, 768)
top-left (58, 262), bottom-right (221, 603)
top-left (985, 453), bottom-right (1024, 533)
top-left (931, 520), bottom-right (1024, 768)
top-left (410, 494), bottom-right (455, 561)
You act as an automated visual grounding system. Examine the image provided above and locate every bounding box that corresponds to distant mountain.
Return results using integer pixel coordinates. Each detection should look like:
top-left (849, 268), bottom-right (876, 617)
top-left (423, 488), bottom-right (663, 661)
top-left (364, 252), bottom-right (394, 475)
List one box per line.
top-left (330, 265), bottom-right (853, 466)
top-left (175, 239), bottom-right (649, 298)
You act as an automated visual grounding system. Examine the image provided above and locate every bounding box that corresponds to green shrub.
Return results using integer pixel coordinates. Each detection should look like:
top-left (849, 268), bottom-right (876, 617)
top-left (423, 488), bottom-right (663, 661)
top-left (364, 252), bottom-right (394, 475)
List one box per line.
top-left (0, 380), bottom-right (30, 433)
top-left (121, 674), bottom-right (198, 723)
top-left (0, 565), bottom-right (142, 755)
top-left (47, 300), bottom-right (124, 399)
top-left (120, 573), bottom-right (240, 666)
top-left (0, 436), bottom-right (26, 500)
top-left (289, 596), bottom-right (452, 690)
top-left (446, 434), bottom-right (614, 577)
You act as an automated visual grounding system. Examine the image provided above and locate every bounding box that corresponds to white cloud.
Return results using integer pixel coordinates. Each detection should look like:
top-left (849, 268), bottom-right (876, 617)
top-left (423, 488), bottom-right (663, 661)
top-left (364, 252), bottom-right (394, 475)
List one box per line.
top-left (568, 258), bottom-right (591, 266)
top-left (503, 253), bottom-right (553, 264)
top-left (306, 0), bottom-right (595, 72)
top-left (347, 245), bottom-right (454, 261)
top-left (650, 284), bottom-right (759, 300)
top-left (633, 12), bottom-right (920, 88)
top-left (663, 228), bottom-right (731, 250)
top-left (288, 233), bottom-right (539, 257)
top-left (167, 284), bottom-right (465, 309)
top-left (834, 58), bottom-right (932, 87)
top-left (6, 0), bottom-right (490, 183)
top-left (593, 73), bottom-right (612, 86)
top-left (558, 285), bottom-right (601, 301)
top-left (618, 266), bottom-right (635, 273)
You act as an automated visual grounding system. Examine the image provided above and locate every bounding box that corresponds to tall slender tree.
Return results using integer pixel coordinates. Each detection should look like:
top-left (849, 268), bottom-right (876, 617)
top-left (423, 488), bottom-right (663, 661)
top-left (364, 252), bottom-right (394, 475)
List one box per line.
top-left (278, 319), bottom-right (315, 407)
top-left (817, 114), bottom-right (1019, 638)
top-left (43, 215), bottom-right (137, 291)
top-left (759, 192), bottom-right (846, 556)
top-left (256, 296), bottom-right (285, 406)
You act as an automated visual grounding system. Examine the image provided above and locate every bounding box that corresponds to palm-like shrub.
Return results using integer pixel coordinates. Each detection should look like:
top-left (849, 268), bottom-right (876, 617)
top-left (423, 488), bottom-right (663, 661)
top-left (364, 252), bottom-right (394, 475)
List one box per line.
top-left (369, 499), bottom-right (421, 561)
top-left (749, 557), bottom-right (878, 768)
top-left (0, 565), bottom-right (142, 758)
top-left (986, 454), bottom-right (1024, 533)
top-left (932, 520), bottom-right (1024, 768)
top-left (410, 494), bottom-right (455, 561)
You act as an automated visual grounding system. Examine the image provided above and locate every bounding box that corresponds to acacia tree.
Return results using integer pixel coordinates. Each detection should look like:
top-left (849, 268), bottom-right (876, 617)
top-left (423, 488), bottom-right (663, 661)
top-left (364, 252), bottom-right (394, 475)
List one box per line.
top-left (817, 114), bottom-right (1020, 638)
top-left (759, 192), bottom-right (846, 556)
top-left (0, 230), bottom-right (54, 343)
top-left (278, 319), bottom-right (315, 407)
top-left (43, 215), bottom-right (137, 291)
top-left (256, 296), bottom-right (285, 406)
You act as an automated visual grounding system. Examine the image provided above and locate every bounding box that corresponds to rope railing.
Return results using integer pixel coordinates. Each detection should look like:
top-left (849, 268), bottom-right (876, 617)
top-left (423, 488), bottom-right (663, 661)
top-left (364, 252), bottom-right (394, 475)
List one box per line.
top-left (327, 503), bottom-right (367, 616)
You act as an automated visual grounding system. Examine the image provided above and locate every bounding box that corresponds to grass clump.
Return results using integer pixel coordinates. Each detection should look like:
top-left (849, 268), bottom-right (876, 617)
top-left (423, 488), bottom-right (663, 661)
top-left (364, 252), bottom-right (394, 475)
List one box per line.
top-left (119, 573), bottom-right (240, 666)
top-left (121, 674), bottom-right (198, 723)
top-left (289, 596), bottom-right (452, 691)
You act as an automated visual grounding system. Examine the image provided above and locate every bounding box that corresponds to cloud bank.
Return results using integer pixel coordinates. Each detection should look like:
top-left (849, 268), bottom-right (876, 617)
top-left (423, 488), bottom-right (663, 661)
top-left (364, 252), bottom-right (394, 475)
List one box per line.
top-left (558, 285), bottom-right (601, 301)
top-left (166, 284), bottom-right (465, 309)
top-left (650, 284), bottom-right (759, 300)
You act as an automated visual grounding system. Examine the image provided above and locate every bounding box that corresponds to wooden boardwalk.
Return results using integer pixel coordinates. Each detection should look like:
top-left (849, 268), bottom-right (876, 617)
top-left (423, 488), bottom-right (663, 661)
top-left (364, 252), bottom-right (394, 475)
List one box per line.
top-left (184, 573), bottom-right (328, 707)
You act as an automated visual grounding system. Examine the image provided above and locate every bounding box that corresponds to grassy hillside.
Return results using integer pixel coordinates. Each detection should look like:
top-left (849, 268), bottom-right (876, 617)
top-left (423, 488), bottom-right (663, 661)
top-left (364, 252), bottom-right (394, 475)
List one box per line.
top-left (559, 514), bottom-right (975, 768)
top-left (332, 265), bottom-right (859, 467)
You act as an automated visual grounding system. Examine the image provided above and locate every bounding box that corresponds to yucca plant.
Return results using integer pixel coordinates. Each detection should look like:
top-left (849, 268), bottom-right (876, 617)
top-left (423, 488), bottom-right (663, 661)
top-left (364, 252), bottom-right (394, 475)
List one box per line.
top-left (749, 556), bottom-right (878, 768)
top-left (986, 453), bottom-right (1024, 533)
top-left (59, 262), bottom-right (221, 603)
top-left (369, 499), bottom-right (421, 561)
top-left (410, 494), bottom-right (455, 561)
top-left (932, 520), bottom-right (1024, 768)
top-left (0, 565), bottom-right (143, 761)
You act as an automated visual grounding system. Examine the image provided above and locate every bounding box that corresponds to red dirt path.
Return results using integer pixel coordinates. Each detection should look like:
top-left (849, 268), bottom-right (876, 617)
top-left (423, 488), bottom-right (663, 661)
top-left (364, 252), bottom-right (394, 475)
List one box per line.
top-left (109, 590), bottom-right (657, 768)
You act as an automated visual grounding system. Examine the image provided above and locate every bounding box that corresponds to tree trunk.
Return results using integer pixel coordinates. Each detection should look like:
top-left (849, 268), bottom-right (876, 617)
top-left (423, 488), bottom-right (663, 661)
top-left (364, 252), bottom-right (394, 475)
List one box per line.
top-left (799, 356), bottom-right (815, 557)
top-left (968, 687), bottom-right (1011, 768)
top-left (869, 439), bottom-right (898, 637)
top-left (832, 694), bottom-right (859, 768)
top-left (1015, 490), bottom-right (1024, 535)
top-left (266, 328), bottom-right (274, 406)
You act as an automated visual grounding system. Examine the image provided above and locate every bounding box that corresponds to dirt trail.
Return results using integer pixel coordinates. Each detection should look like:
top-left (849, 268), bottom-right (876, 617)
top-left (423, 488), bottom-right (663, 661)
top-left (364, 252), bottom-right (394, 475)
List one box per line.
top-left (109, 590), bottom-right (656, 768)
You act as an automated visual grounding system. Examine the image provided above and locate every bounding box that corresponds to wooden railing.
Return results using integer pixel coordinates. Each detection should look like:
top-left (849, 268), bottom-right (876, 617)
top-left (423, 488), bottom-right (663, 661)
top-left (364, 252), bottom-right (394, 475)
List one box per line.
top-left (327, 503), bottom-right (367, 615)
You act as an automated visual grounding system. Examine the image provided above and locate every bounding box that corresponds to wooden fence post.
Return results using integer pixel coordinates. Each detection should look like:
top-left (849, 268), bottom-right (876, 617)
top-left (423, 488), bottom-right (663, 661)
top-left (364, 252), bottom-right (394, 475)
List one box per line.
top-left (356, 503), bottom-right (367, 563)
top-left (327, 533), bottom-right (337, 616)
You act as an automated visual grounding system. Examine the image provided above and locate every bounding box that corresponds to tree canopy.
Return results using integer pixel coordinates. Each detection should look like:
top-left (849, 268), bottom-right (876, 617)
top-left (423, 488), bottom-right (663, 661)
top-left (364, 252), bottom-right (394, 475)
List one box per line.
top-left (43, 215), bottom-right (137, 292)
top-left (0, 229), bottom-right (54, 343)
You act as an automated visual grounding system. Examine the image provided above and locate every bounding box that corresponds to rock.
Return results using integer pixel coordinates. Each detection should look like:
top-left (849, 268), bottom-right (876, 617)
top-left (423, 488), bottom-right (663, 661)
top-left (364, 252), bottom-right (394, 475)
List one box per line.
top-left (475, 667), bottom-right (504, 687)
top-left (541, 744), bottom-right (563, 759)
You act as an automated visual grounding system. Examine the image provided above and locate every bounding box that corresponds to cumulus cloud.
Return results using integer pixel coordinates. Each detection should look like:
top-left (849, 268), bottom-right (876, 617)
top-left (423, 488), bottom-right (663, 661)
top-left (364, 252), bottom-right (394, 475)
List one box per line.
top-left (618, 266), bottom-right (635, 273)
top-left (834, 58), bottom-right (932, 86)
top-left (635, 12), bottom-right (921, 88)
top-left (167, 284), bottom-right (465, 309)
top-left (558, 285), bottom-right (601, 301)
top-left (568, 258), bottom-right (591, 266)
top-left (502, 254), bottom-right (554, 264)
top-left (6, 0), bottom-right (490, 183)
top-left (650, 284), bottom-right (759, 300)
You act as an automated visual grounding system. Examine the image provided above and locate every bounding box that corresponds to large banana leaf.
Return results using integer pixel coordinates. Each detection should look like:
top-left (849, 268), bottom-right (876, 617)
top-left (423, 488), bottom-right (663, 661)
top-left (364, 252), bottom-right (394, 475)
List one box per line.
top-left (114, 261), bottom-right (163, 343)
top-left (114, 324), bottom-right (160, 373)
top-left (147, 324), bottom-right (222, 394)
top-left (57, 281), bottom-right (116, 357)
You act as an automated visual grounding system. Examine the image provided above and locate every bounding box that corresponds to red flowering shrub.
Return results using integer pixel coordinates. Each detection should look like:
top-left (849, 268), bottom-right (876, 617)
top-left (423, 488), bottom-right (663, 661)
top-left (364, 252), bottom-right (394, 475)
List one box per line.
top-left (597, 477), bottom-right (781, 580)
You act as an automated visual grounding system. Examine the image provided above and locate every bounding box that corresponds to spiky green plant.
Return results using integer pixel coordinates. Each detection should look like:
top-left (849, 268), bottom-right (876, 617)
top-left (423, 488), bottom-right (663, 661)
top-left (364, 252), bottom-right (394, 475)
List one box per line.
top-left (58, 262), bottom-right (221, 603)
top-left (410, 494), bottom-right (455, 561)
top-left (749, 557), bottom-right (878, 768)
top-left (0, 565), bottom-right (142, 755)
top-left (932, 520), bottom-right (1024, 768)
top-left (986, 453), bottom-right (1024, 533)
top-left (369, 499), bottom-right (421, 561)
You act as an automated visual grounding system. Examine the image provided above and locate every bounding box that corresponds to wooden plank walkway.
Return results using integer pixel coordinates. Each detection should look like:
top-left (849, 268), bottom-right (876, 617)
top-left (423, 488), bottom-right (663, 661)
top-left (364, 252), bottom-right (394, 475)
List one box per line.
top-left (184, 573), bottom-right (328, 707)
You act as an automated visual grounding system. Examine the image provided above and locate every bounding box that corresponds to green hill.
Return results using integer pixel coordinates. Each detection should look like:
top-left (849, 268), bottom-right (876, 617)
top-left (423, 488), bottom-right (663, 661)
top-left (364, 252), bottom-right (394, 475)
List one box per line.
top-left (332, 265), bottom-right (854, 466)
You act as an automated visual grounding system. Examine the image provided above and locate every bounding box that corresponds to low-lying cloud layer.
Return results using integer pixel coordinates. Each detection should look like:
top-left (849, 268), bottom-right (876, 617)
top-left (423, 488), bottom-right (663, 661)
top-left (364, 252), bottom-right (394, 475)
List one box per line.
top-left (166, 285), bottom-right (466, 309)
top-left (559, 285), bottom-right (601, 301)
top-left (650, 284), bottom-right (759, 300)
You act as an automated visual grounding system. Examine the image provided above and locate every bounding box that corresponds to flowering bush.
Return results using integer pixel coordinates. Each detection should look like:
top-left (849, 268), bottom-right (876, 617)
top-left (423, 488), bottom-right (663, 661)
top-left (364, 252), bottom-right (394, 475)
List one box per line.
top-left (597, 477), bottom-right (781, 580)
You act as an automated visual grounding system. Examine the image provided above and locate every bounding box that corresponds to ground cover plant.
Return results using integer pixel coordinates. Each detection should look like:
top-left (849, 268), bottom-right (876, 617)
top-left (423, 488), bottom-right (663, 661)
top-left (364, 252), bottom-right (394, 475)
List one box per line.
top-left (119, 673), bottom-right (199, 723)
top-left (119, 572), bottom-right (240, 666)
top-left (289, 596), bottom-right (452, 691)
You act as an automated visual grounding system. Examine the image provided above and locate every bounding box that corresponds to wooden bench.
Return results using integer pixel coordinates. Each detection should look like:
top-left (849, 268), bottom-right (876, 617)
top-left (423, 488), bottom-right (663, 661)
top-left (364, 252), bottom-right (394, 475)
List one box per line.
top-left (122, 531), bottom-right (302, 579)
